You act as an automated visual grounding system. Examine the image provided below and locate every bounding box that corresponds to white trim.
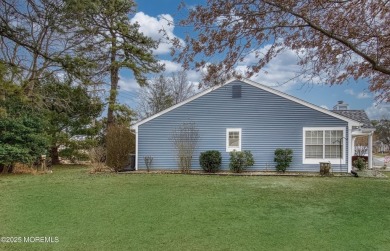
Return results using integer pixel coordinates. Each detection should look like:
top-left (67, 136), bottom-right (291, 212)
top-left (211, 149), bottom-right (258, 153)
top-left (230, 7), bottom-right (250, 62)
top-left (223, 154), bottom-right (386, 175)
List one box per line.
top-left (302, 127), bottom-right (346, 165)
top-left (131, 78), bottom-right (362, 129)
top-left (134, 127), bottom-right (138, 170)
top-left (226, 128), bottom-right (242, 152)
top-left (351, 128), bottom-right (376, 135)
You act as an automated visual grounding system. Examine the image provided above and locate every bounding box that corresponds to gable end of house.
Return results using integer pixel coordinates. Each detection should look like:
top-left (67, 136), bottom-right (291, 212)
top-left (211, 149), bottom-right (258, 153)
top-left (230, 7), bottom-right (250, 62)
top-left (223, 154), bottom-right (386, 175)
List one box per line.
top-left (132, 78), bottom-right (361, 129)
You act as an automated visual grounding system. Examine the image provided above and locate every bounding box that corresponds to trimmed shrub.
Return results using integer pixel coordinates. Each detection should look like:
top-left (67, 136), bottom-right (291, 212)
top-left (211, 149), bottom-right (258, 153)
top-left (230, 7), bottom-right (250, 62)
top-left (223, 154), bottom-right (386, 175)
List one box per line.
top-left (199, 150), bottom-right (222, 173)
top-left (229, 150), bottom-right (254, 173)
top-left (106, 125), bottom-right (135, 172)
top-left (353, 157), bottom-right (367, 170)
top-left (274, 148), bottom-right (293, 173)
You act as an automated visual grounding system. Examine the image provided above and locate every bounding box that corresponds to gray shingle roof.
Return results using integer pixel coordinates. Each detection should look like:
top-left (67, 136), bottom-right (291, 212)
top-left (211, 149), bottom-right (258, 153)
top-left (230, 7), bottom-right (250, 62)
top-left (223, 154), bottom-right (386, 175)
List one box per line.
top-left (332, 110), bottom-right (372, 128)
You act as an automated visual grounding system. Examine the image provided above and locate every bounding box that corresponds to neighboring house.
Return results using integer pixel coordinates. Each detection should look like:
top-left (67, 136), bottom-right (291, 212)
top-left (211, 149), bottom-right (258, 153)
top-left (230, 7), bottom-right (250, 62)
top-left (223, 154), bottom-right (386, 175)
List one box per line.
top-left (133, 78), bottom-right (372, 172)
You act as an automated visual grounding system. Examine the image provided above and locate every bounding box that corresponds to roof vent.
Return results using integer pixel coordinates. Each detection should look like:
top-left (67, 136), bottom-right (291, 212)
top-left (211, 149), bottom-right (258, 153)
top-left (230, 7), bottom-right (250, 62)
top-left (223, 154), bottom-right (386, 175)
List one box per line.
top-left (232, 85), bottom-right (241, 98)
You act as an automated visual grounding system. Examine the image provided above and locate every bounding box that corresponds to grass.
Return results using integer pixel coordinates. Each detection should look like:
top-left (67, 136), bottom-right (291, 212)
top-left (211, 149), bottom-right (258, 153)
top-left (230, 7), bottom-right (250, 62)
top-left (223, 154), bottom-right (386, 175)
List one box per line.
top-left (1, 165), bottom-right (389, 250)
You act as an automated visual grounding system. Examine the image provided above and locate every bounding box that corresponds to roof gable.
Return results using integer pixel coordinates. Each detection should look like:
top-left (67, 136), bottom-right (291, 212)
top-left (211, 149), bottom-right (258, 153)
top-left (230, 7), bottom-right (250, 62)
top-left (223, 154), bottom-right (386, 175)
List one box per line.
top-left (133, 78), bottom-right (362, 128)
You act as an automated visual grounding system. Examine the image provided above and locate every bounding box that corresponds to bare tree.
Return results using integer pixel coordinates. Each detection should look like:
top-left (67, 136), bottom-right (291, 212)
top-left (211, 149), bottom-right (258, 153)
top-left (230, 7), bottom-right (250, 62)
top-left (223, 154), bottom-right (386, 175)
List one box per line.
top-left (137, 74), bottom-right (174, 119)
top-left (354, 137), bottom-right (368, 156)
top-left (88, 146), bottom-right (108, 173)
top-left (373, 119), bottom-right (390, 152)
top-left (170, 70), bottom-right (195, 103)
top-left (174, 0), bottom-right (390, 101)
top-left (137, 71), bottom-right (196, 119)
top-left (171, 122), bottom-right (199, 173)
top-left (198, 64), bottom-right (237, 89)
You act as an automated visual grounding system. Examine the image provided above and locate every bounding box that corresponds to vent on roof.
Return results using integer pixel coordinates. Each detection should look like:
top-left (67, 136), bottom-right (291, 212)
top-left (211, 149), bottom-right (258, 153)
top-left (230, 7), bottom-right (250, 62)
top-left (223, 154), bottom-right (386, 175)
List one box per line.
top-left (232, 85), bottom-right (241, 98)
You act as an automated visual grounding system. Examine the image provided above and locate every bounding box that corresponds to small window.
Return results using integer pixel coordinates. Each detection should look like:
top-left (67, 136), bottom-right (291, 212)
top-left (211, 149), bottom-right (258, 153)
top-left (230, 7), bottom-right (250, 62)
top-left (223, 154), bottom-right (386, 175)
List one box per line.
top-left (226, 128), bottom-right (241, 152)
top-left (232, 85), bottom-right (241, 98)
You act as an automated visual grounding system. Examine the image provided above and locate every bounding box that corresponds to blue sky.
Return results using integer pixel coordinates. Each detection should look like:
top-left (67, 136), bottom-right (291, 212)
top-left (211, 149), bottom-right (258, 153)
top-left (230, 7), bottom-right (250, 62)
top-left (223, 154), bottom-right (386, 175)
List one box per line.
top-left (116, 0), bottom-right (389, 120)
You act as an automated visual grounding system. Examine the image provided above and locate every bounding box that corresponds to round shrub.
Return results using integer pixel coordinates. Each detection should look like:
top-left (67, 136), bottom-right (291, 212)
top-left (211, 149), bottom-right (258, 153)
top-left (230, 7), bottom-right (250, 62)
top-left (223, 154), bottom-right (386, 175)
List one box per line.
top-left (274, 148), bottom-right (293, 173)
top-left (199, 150), bottom-right (222, 173)
top-left (229, 150), bottom-right (254, 173)
top-left (353, 157), bottom-right (366, 170)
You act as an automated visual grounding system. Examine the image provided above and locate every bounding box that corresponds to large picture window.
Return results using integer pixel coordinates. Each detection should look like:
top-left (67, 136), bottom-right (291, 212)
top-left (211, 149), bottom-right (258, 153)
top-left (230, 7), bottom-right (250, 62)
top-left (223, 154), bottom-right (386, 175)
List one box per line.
top-left (226, 128), bottom-right (241, 152)
top-left (303, 127), bottom-right (346, 164)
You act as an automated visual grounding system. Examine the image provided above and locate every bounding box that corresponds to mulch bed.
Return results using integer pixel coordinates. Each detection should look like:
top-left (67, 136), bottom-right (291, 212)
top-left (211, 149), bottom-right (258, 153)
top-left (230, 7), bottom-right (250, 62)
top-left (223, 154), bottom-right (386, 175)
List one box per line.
top-left (118, 170), bottom-right (357, 177)
top-left (116, 169), bottom-right (388, 178)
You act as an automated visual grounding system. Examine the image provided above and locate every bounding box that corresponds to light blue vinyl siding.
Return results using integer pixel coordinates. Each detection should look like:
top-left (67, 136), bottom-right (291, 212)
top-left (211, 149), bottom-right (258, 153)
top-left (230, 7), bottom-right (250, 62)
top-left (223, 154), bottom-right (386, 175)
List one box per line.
top-left (138, 81), bottom-right (349, 172)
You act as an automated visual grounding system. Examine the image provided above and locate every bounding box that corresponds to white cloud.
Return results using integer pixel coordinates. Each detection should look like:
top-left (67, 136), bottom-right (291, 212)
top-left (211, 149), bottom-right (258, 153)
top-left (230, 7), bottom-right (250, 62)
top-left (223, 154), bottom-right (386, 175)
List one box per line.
top-left (157, 59), bottom-right (202, 87)
top-left (131, 12), bottom-right (184, 55)
top-left (365, 103), bottom-right (390, 120)
top-left (119, 75), bottom-right (139, 92)
top-left (187, 70), bottom-right (202, 85)
top-left (236, 47), bottom-right (303, 92)
top-left (357, 92), bottom-right (371, 99)
top-left (160, 60), bottom-right (183, 73)
top-left (344, 88), bottom-right (355, 96)
top-left (344, 88), bottom-right (371, 99)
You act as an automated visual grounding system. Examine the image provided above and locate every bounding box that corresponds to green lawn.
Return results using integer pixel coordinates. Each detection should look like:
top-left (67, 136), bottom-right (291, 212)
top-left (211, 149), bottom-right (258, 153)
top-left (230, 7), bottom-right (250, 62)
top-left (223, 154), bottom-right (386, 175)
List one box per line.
top-left (1, 166), bottom-right (389, 250)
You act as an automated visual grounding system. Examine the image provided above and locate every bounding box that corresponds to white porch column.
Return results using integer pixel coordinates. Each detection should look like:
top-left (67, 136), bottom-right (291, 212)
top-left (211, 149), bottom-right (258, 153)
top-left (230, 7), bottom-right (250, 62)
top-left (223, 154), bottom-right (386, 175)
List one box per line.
top-left (351, 137), bottom-right (356, 157)
top-left (348, 126), bottom-right (354, 173)
top-left (368, 133), bottom-right (373, 169)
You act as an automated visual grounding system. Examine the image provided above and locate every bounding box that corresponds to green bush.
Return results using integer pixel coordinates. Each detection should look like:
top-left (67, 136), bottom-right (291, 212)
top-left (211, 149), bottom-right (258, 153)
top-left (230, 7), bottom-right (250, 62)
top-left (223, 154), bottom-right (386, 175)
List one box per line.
top-left (0, 114), bottom-right (49, 173)
top-left (274, 148), bottom-right (293, 173)
top-left (199, 150), bottom-right (222, 173)
top-left (106, 125), bottom-right (135, 172)
top-left (229, 150), bottom-right (254, 173)
top-left (353, 157), bottom-right (366, 170)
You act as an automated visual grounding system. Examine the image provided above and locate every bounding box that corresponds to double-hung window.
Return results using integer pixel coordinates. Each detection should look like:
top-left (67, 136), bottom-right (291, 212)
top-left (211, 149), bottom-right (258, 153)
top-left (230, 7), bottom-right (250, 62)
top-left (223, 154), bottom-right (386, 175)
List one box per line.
top-left (303, 127), bottom-right (345, 164)
top-left (226, 128), bottom-right (241, 152)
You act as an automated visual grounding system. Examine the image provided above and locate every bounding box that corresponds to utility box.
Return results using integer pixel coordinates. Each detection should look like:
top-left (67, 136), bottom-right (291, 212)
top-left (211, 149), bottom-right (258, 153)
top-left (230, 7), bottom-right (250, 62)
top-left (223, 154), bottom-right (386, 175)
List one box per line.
top-left (123, 154), bottom-right (135, 171)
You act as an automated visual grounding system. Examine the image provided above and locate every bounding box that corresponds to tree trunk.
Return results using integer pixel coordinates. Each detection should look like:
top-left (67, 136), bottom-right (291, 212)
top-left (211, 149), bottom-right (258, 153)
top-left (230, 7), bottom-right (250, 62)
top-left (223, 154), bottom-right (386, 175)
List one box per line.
top-left (51, 146), bottom-right (60, 165)
top-left (107, 69), bottom-right (118, 127)
top-left (1, 164), bottom-right (13, 174)
top-left (107, 39), bottom-right (119, 128)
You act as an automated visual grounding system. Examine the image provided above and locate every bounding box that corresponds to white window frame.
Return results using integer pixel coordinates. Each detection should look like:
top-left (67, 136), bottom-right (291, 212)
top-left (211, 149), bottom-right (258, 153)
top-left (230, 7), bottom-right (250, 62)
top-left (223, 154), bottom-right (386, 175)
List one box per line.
top-left (226, 128), bottom-right (242, 152)
top-left (303, 127), bottom-right (346, 164)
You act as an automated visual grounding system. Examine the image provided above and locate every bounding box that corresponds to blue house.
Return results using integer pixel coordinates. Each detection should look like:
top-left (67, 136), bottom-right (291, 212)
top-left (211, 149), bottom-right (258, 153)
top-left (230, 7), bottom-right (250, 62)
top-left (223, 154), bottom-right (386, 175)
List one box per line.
top-left (133, 78), bottom-right (371, 173)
